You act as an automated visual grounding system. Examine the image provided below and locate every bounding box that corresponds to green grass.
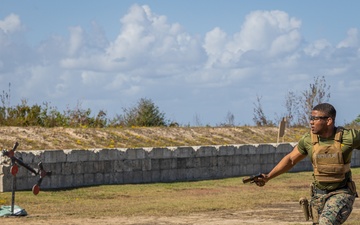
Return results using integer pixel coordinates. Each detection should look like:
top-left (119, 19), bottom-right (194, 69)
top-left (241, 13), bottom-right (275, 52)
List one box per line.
top-left (1, 168), bottom-right (360, 224)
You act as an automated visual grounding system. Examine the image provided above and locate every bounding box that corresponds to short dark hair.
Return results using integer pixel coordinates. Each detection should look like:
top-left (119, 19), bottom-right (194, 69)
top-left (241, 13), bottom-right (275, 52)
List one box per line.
top-left (313, 103), bottom-right (336, 119)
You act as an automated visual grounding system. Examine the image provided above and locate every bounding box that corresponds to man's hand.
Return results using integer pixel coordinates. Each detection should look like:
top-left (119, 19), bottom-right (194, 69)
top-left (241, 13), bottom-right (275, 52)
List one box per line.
top-left (253, 173), bottom-right (269, 187)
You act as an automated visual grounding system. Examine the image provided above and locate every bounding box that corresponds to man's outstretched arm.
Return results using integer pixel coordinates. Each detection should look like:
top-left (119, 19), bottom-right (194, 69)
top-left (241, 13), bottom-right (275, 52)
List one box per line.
top-left (255, 146), bottom-right (307, 186)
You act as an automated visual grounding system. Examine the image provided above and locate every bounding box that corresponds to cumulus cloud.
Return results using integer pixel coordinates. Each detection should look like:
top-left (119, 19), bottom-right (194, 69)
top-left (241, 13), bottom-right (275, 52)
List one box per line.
top-left (304, 39), bottom-right (332, 57)
top-left (0, 5), bottom-right (359, 125)
top-left (0, 13), bottom-right (22, 34)
top-left (105, 4), bottom-right (204, 72)
top-left (337, 28), bottom-right (359, 48)
top-left (203, 10), bottom-right (302, 70)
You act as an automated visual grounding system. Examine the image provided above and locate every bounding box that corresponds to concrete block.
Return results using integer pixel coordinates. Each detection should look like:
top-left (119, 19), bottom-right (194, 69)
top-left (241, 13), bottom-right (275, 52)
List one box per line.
top-left (186, 157), bottom-right (200, 168)
top-left (198, 167), bottom-right (213, 179)
top-left (173, 147), bottom-right (195, 158)
top-left (103, 161), bottom-right (114, 173)
top-left (127, 148), bottom-right (147, 159)
top-left (58, 175), bottom-right (73, 189)
top-left (111, 172), bottom-right (124, 184)
top-left (239, 145), bottom-right (257, 154)
top-left (221, 166), bottom-right (233, 178)
top-left (210, 157), bottom-right (218, 167)
top-left (133, 171), bottom-right (144, 183)
top-left (196, 146), bottom-right (218, 157)
top-left (98, 149), bottom-right (124, 161)
top-left (103, 173), bottom-right (111, 184)
top-left (260, 164), bottom-right (274, 173)
top-left (62, 162), bottom-right (73, 175)
top-left (209, 166), bottom-right (219, 179)
top-left (199, 157), bottom-right (210, 167)
top-left (142, 171), bottom-right (152, 183)
top-left (50, 174), bottom-right (63, 189)
top-left (245, 164), bottom-right (260, 175)
top-left (276, 143), bottom-right (295, 154)
top-left (160, 169), bottom-right (176, 182)
top-left (232, 155), bottom-right (242, 166)
top-left (82, 161), bottom-right (95, 174)
top-left (219, 145), bottom-right (236, 156)
top-left (73, 161), bottom-right (84, 174)
top-left (142, 159), bottom-right (151, 171)
top-left (253, 164), bottom-right (262, 173)
top-left (73, 174), bottom-right (84, 187)
top-left (176, 169), bottom-right (187, 181)
top-left (149, 148), bottom-right (173, 159)
top-left (122, 171), bottom-right (134, 183)
top-left (150, 159), bottom-right (160, 171)
top-left (44, 150), bottom-right (67, 163)
top-left (232, 165), bottom-right (241, 176)
top-left (257, 144), bottom-right (276, 154)
top-left (225, 155), bottom-right (235, 165)
top-left (160, 159), bottom-right (176, 170)
top-left (176, 158), bottom-right (187, 169)
top-left (151, 170), bottom-right (161, 182)
top-left (217, 156), bottom-right (225, 167)
top-left (87, 149), bottom-right (100, 161)
top-left (233, 145), bottom-right (244, 155)
top-left (47, 162), bottom-right (61, 176)
top-left (249, 154), bottom-right (261, 164)
top-left (113, 160), bottom-right (125, 172)
top-left (65, 150), bottom-right (79, 162)
top-left (185, 168), bottom-right (196, 180)
top-left (123, 159), bottom-right (142, 172)
top-left (193, 168), bottom-right (204, 180)
top-left (84, 173), bottom-right (95, 186)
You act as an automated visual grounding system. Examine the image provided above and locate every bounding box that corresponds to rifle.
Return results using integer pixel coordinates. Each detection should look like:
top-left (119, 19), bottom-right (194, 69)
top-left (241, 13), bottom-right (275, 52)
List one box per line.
top-left (242, 173), bottom-right (264, 184)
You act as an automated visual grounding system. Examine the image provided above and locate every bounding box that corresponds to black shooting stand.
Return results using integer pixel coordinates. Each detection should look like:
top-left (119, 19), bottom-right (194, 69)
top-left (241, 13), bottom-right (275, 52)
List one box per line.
top-left (1, 142), bottom-right (52, 216)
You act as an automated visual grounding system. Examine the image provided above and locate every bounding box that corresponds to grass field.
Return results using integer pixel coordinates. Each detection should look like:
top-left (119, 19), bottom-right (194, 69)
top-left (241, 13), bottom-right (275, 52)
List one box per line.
top-left (1, 168), bottom-right (360, 224)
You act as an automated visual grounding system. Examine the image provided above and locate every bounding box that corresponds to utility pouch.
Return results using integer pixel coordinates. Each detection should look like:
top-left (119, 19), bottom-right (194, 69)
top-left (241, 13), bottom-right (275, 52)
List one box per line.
top-left (310, 204), bottom-right (319, 224)
top-left (347, 180), bottom-right (358, 197)
top-left (299, 197), bottom-right (310, 221)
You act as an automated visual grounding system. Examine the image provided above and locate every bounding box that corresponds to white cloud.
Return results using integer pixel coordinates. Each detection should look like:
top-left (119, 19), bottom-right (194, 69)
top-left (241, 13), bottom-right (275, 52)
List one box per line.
top-left (304, 39), bottom-right (332, 56)
top-left (202, 10), bottom-right (302, 70)
top-left (233, 10), bottom-right (301, 52)
top-left (0, 14), bottom-right (22, 34)
top-left (110, 5), bottom-right (204, 65)
top-left (0, 6), bottom-right (359, 125)
top-left (337, 28), bottom-right (359, 48)
top-left (68, 26), bottom-right (84, 56)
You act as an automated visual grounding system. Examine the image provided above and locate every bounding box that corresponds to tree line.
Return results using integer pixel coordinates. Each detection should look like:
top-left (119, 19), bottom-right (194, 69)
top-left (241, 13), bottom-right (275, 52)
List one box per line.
top-left (252, 76), bottom-right (360, 128)
top-left (0, 85), bottom-right (168, 128)
top-left (0, 77), bottom-right (359, 128)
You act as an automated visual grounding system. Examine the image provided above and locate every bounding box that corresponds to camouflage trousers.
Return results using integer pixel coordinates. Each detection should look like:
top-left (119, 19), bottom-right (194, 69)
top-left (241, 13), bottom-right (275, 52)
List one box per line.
top-left (311, 188), bottom-right (355, 225)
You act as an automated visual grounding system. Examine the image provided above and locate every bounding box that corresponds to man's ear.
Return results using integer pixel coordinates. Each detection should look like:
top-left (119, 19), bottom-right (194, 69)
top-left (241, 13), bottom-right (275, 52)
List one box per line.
top-left (326, 117), bottom-right (333, 126)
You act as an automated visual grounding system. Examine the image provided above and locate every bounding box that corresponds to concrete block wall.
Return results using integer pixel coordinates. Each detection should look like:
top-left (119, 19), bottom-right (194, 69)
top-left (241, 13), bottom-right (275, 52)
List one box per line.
top-left (1, 143), bottom-right (360, 192)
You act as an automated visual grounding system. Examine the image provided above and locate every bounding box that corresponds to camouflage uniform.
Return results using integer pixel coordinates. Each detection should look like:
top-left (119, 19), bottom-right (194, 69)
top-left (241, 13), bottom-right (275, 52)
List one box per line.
top-left (311, 188), bottom-right (355, 225)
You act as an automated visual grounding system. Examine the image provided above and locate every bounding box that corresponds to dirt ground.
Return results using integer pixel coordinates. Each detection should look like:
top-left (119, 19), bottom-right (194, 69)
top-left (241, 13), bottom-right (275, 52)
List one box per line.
top-left (2, 201), bottom-right (360, 225)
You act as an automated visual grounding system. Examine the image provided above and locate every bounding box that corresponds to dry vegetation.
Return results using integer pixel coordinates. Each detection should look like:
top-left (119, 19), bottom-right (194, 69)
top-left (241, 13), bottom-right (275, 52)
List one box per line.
top-left (0, 126), bottom-right (308, 151)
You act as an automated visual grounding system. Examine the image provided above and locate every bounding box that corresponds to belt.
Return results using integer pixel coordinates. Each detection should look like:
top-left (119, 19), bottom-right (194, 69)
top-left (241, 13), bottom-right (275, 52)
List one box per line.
top-left (314, 186), bottom-right (348, 195)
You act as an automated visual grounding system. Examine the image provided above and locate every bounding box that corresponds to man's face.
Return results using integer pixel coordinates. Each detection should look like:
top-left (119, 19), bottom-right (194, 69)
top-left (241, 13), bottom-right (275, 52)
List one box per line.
top-left (309, 110), bottom-right (330, 134)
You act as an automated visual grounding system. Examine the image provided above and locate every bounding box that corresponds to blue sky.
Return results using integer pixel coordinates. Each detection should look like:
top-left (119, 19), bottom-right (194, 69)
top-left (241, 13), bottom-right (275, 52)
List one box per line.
top-left (1, 0), bottom-right (359, 126)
